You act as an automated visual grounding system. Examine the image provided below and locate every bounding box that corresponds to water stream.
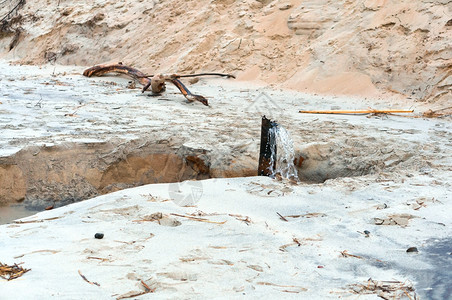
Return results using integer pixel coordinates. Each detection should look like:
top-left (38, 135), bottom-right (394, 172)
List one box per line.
top-left (268, 125), bottom-right (299, 181)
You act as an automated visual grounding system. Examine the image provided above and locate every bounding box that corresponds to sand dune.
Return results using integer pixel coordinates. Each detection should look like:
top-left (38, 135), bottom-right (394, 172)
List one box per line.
top-left (1, 0), bottom-right (451, 104)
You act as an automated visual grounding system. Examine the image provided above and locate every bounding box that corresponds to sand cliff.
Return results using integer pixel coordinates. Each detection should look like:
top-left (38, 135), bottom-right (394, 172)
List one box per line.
top-left (1, 0), bottom-right (451, 104)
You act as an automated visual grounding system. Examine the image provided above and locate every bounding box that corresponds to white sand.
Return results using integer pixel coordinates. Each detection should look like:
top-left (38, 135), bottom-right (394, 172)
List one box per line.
top-left (0, 175), bottom-right (450, 299)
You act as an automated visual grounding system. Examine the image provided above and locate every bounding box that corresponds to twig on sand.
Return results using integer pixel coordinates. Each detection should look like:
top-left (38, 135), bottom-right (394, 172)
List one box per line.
top-left (141, 280), bottom-right (155, 292)
top-left (228, 214), bottom-right (252, 225)
top-left (285, 212), bottom-right (326, 219)
top-left (64, 101), bottom-right (93, 117)
top-left (78, 270), bottom-right (100, 286)
top-left (340, 250), bottom-right (364, 259)
top-left (276, 212), bottom-right (288, 222)
top-left (116, 291), bottom-right (149, 300)
top-left (257, 281), bottom-right (307, 293)
top-left (87, 256), bottom-right (110, 262)
top-left (14, 216), bottom-right (61, 224)
top-left (170, 213), bottom-right (227, 224)
top-left (340, 250), bottom-right (385, 264)
top-left (115, 281), bottom-right (156, 300)
top-left (299, 109), bottom-right (414, 115)
top-left (279, 239), bottom-right (302, 251)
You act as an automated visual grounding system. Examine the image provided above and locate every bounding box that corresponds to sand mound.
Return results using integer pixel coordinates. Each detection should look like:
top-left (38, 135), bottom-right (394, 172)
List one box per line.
top-left (1, 0), bottom-right (450, 104)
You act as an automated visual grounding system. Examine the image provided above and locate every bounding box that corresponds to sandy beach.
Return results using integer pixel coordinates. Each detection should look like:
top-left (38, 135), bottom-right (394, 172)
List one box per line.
top-left (1, 0), bottom-right (451, 298)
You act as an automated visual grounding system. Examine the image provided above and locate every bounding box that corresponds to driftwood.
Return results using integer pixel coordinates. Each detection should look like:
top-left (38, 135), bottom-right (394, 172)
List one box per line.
top-left (83, 63), bottom-right (235, 106)
top-left (83, 63), bottom-right (151, 90)
top-left (258, 116), bottom-right (277, 176)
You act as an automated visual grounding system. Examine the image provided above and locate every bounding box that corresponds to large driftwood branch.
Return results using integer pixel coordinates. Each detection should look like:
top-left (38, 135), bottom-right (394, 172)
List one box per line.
top-left (83, 63), bottom-right (210, 106)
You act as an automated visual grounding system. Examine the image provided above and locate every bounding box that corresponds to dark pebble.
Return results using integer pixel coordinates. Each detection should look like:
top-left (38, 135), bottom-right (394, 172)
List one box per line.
top-left (95, 233), bottom-right (104, 239)
top-left (406, 247), bottom-right (418, 253)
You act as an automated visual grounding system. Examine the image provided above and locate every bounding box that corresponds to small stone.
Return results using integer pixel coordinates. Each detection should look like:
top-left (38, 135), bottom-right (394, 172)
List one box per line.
top-left (95, 233), bottom-right (104, 239)
top-left (406, 247), bottom-right (418, 253)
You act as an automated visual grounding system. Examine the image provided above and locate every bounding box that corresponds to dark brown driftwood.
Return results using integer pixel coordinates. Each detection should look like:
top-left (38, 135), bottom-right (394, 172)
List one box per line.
top-left (258, 116), bottom-right (277, 176)
top-left (168, 77), bottom-right (208, 106)
top-left (83, 63), bottom-right (211, 106)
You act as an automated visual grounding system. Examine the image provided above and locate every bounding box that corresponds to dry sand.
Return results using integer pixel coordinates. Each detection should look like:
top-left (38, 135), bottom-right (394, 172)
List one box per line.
top-left (1, 0), bottom-right (451, 105)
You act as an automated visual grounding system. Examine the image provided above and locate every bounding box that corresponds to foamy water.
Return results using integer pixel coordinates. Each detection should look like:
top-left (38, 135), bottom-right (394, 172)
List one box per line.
top-left (268, 125), bottom-right (299, 181)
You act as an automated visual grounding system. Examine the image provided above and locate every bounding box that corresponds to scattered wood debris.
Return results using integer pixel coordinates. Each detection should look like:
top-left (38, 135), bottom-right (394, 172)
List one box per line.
top-left (348, 279), bottom-right (416, 299)
top-left (170, 213), bottom-right (226, 224)
top-left (0, 262), bottom-right (30, 281)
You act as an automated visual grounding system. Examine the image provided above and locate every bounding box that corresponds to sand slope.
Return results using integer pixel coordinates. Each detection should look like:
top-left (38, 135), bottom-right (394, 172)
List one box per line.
top-left (1, 0), bottom-right (451, 103)
top-left (1, 175), bottom-right (451, 298)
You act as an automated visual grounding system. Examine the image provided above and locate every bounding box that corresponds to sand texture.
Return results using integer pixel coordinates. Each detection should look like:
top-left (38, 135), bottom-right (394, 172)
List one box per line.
top-left (1, 0), bottom-right (451, 104)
